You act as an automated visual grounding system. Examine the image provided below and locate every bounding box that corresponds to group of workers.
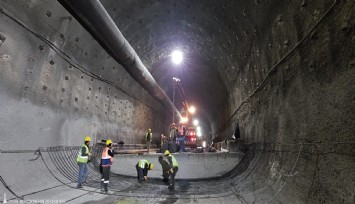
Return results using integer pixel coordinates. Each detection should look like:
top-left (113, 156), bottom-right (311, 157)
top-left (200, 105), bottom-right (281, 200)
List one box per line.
top-left (147, 123), bottom-right (180, 149)
top-left (76, 135), bottom-right (179, 193)
top-left (75, 136), bottom-right (114, 193)
top-left (135, 149), bottom-right (178, 190)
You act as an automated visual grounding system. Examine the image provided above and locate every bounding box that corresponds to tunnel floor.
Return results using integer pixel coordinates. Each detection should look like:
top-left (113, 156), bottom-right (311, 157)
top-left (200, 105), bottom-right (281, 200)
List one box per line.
top-left (3, 146), bottom-right (255, 203)
top-left (48, 146), bottom-right (249, 199)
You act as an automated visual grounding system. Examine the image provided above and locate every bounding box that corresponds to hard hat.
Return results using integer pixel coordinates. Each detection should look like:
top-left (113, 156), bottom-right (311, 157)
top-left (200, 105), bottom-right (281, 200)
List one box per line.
top-left (148, 128), bottom-right (151, 131)
top-left (171, 123), bottom-right (175, 126)
top-left (164, 150), bottom-right (170, 156)
top-left (149, 163), bottom-right (154, 170)
top-left (84, 136), bottom-right (91, 142)
top-left (106, 139), bottom-right (112, 146)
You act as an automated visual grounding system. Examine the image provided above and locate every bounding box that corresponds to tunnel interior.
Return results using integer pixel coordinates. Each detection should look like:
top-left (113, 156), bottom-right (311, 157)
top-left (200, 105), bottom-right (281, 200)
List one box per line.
top-left (0, 0), bottom-right (354, 203)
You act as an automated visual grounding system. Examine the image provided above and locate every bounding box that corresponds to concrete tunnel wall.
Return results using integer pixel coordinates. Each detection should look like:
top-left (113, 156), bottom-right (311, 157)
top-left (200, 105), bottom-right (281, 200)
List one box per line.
top-left (0, 0), bottom-right (354, 203)
top-left (0, 1), bottom-right (168, 149)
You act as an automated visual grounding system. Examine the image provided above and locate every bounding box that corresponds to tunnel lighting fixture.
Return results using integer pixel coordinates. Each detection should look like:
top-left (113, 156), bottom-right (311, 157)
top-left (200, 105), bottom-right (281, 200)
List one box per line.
top-left (193, 119), bottom-right (199, 126)
top-left (180, 117), bottom-right (188, 123)
top-left (196, 126), bottom-right (201, 132)
top-left (188, 106), bottom-right (196, 114)
top-left (171, 50), bottom-right (183, 65)
top-left (197, 131), bottom-right (202, 137)
top-left (202, 141), bottom-right (206, 148)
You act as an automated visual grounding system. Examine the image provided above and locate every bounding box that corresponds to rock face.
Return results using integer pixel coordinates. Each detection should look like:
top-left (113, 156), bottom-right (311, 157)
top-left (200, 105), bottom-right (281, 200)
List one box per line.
top-left (0, 0), bottom-right (354, 203)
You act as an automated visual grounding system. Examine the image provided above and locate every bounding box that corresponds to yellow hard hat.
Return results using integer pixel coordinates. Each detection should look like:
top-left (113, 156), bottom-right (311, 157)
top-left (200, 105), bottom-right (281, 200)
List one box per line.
top-left (84, 136), bottom-right (91, 142)
top-left (106, 139), bottom-right (112, 146)
top-left (164, 150), bottom-right (170, 156)
top-left (149, 163), bottom-right (154, 170)
top-left (148, 128), bottom-right (152, 131)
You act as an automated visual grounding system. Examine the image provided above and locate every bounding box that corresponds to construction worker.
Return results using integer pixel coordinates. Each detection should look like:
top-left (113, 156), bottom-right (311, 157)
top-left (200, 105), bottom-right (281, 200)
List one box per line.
top-left (146, 128), bottom-right (152, 153)
top-left (164, 150), bottom-right (179, 190)
top-left (100, 139), bottom-right (114, 193)
top-left (158, 156), bottom-right (170, 184)
top-left (136, 159), bottom-right (154, 186)
top-left (178, 124), bottom-right (186, 152)
top-left (169, 123), bottom-right (178, 142)
top-left (76, 136), bottom-right (92, 188)
top-left (160, 134), bottom-right (166, 148)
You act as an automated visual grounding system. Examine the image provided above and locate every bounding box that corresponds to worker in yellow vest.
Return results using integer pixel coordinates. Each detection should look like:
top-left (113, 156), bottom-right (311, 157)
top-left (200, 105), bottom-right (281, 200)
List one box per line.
top-left (164, 150), bottom-right (179, 190)
top-left (100, 139), bottom-right (114, 193)
top-left (136, 159), bottom-right (154, 187)
top-left (76, 136), bottom-right (92, 188)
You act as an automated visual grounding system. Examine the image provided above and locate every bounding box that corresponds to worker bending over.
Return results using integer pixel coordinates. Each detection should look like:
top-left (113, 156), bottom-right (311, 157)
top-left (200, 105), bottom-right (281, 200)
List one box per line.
top-left (100, 139), bottom-right (114, 193)
top-left (158, 156), bottom-right (170, 184)
top-left (164, 150), bottom-right (179, 190)
top-left (136, 159), bottom-right (154, 186)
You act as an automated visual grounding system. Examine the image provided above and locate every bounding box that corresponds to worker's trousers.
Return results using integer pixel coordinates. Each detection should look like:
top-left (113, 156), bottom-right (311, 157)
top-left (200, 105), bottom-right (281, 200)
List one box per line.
top-left (136, 165), bottom-right (144, 183)
top-left (101, 166), bottom-right (110, 192)
top-left (169, 167), bottom-right (178, 187)
top-left (162, 170), bottom-right (169, 183)
top-left (77, 162), bottom-right (88, 186)
top-left (146, 141), bottom-right (151, 152)
top-left (179, 139), bottom-right (185, 152)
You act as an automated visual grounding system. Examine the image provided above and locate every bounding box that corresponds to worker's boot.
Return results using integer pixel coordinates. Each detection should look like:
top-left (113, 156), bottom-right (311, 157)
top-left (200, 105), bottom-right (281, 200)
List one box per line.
top-left (100, 181), bottom-right (104, 193)
top-left (104, 183), bottom-right (108, 194)
top-left (163, 178), bottom-right (169, 185)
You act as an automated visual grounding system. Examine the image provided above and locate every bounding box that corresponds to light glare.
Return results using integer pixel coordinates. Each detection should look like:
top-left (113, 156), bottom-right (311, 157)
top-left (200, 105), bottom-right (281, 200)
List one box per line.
top-left (188, 106), bottom-right (196, 114)
top-left (171, 50), bottom-right (183, 64)
top-left (193, 119), bottom-right (199, 126)
top-left (180, 117), bottom-right (188, 123)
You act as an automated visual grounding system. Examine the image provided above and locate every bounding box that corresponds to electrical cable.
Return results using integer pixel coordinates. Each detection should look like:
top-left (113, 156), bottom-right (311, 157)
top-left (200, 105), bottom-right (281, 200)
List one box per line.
top-left (0, 176), bottom-right (23, 200)
top-left (265, 145), bottom-right (303, 204)
top-left (0, 1), bottom-right (345, 202)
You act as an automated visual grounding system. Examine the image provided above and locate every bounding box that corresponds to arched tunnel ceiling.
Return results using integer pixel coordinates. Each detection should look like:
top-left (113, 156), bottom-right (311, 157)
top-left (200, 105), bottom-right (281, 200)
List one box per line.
top-left (0, 0), bottom-right (354, 203)
top-left (100, 0), bottom-right (248, 125)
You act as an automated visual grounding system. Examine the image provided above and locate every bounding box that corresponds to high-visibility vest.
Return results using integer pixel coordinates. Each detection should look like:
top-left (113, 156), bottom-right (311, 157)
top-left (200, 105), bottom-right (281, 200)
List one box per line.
top-left (146, 132), bottom-right (152, 141)
top-left (101, 147), bottom-right (113, 167)
top-left (138, 159), bottom-right (148, 169)
top-left (168, 155), bottom-right (178, 167)
top-left (76, 144), bottom-right (89, 163)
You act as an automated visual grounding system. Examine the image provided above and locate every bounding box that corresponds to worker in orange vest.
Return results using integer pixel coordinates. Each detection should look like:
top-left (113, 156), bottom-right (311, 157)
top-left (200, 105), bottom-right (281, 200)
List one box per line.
top-left (100, 139), bottom-right (114, 193)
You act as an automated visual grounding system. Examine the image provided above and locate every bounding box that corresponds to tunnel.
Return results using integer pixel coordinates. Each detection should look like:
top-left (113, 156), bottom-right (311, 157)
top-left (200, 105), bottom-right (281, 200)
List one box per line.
top-left (0, 0), bottom-right (354, 203)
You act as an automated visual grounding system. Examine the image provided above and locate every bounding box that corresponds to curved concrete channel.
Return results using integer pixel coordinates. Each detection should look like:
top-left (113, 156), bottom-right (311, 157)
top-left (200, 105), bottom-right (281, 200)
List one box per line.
top-left (0, 0), bottom-right (354, 204)
top-left (111, 152), bottom-right (244, 179)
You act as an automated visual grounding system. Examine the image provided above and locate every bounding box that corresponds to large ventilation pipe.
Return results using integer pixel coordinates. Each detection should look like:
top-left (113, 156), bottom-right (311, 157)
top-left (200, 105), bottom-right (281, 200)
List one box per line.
top-left (58, 0), bottom-right (181, 119)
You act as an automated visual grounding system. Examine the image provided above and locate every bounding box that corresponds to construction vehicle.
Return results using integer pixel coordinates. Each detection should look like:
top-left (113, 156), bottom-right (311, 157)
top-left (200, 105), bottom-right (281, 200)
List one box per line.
top-left (177, 125), bottom-right (197, 149)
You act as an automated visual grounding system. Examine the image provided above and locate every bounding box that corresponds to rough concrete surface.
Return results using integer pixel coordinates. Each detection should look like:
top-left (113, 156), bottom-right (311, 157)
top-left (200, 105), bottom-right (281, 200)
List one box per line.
top-left (110, 152), bottom-right (243, 179)
top-left (0, 0), bottom-right (354, 204)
